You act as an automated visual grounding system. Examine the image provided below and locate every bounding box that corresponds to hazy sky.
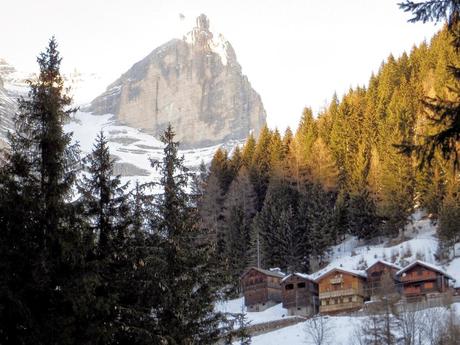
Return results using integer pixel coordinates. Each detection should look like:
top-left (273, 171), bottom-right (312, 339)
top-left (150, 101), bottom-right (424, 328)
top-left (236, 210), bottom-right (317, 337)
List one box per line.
top-left (1, 0), bottom-right (439, 130)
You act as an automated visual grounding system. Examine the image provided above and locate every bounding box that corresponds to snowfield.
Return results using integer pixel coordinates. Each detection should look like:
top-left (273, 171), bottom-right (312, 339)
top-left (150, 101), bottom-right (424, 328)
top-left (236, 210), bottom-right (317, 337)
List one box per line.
top-left (65, 110), bottom-right (242, 189)
top-left (216, 297), bottom-right (290, 325)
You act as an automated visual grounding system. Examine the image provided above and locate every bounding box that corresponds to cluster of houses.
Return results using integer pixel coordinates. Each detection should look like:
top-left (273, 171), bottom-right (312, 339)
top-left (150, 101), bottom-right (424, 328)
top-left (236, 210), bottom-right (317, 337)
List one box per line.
top-left (240, 260), bottom-right (456, 316)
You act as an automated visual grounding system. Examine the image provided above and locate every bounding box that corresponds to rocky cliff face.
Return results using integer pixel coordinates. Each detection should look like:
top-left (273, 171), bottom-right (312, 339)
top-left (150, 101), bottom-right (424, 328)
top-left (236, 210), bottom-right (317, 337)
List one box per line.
top-left (88, 14), bottom-right (266, 148)
top-left (0, 59), bottom-right (19, 148)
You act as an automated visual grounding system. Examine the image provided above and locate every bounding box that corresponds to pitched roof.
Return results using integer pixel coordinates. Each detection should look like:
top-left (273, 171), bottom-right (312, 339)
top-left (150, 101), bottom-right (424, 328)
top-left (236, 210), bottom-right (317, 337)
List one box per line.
top-left (396, 260), bottom-right (455, 281)
top-left (240, 267), bottom-right (286, 279)
top-left (366, 260), bottom-right (402, 271)
top-left (281, 272), bottom-right (315, 283)
top-left (314, 267), bottom-right (367, 282)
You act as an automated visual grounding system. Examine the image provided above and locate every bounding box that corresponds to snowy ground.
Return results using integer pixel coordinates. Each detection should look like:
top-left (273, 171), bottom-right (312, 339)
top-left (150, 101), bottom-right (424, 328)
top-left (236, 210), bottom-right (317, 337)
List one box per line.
top-left (65, 111), bottom-right (242, 190)
top-left (216, 297), bottom-right (290, 325)
top-left (249, 315), bottom-right (359, 345)
top-left (312, 210), bottom-right (456, 282)
top-left (219, 213), bottom-right (460, 344)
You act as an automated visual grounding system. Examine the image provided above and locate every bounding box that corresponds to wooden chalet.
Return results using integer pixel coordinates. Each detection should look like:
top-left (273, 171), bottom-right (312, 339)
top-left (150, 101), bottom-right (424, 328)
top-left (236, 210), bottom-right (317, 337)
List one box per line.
top-left (366, 260), bottom-right (401, 298)
top-left (281, 273), bottom-right (319, 316)
top-left (240, 267), bottom-right (285, 312)
top-left (396, 260), bottom-right (455, 301)
top-left (316, 268), bottom-right (367, 314)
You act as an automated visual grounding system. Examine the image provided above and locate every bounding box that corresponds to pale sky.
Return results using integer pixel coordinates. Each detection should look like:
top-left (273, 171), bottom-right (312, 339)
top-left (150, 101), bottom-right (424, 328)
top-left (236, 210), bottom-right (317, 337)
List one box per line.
top-left (1, 0), bottom-right (439, 131)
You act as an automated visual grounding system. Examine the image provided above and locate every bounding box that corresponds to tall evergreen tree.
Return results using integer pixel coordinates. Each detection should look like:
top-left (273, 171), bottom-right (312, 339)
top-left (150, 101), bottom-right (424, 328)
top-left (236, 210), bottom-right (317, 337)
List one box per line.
top-left (399, 0), bottom-right (460, 169)
top-left (0, 37), bottom-right (83, 345)
top-left (222, 167), bottom-right (257, 293)
top-left (77, 131), bottom-right (132, 343)
top-left (150, 124), bottom-right (223, 344)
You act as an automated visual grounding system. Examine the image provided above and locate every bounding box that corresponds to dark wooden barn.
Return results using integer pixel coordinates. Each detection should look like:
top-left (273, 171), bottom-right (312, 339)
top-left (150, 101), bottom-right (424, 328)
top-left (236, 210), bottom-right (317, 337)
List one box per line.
top-left (396, 260), bottom-right (455, 301)
top-left (240, 267), bottom-right (285, 312)
top-left (366, 260), bottom-right (401, 298)
top-left (281, 273), bottom-right (319, 316)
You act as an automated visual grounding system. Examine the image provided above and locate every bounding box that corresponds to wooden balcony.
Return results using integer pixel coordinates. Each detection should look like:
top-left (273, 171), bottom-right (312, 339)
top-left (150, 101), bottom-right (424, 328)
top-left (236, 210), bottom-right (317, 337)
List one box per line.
top-left (319, 288), bottom-right (364, 299)
top-left (400, 276), bottom-right (437, 283)
top-left (243, 282), bottom-right (280, 292)
top-left (320, 301), bottom-right (363, 314)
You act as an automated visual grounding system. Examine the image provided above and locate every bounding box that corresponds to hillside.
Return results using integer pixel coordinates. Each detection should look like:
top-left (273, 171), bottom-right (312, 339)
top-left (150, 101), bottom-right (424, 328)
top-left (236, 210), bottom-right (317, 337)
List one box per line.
top-left (220, 213), bottom-right (460, 344)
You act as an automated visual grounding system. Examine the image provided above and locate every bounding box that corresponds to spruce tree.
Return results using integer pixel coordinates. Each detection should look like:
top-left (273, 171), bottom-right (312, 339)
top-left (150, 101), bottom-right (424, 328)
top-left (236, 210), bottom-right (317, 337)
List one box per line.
top-left (251, 125), bottom-right (273, 210)
top-left (399, 1), bottom-right (460, 169)
top-left (77, 131), bottom-right (132, 343)
top-left (0, 37), bottom-right (82, 345)
top-left (150, 124), bottom-right (223, 344)
top-left (222, 167), bottom-right (257, 292)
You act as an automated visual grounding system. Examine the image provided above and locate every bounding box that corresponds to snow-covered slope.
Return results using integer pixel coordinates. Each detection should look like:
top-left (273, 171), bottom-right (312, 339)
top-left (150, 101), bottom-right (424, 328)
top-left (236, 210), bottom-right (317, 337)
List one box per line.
top-left (313, 211), bottom-right (441, 279)
top-left (65, 110), bottom-right (242, 188)
top-left (0, 58), bottom-right (32, 145)
top-left (220, 211), bottom-right (460, 344)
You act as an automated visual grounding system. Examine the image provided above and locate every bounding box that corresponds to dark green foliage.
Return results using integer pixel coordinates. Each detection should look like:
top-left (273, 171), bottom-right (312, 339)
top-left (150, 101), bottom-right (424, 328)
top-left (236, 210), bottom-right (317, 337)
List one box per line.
top-left (252, 179), bottom-right (303, 272)
top-left (0, 39), bottom-right (226, 345)
top-left (0, 37), bottom-right (83, 345)
top-left (222, 167), bottom-right (257, 293)
top-left (149, 124), bottom-right (224, 344)
top-left (223, 311), bottom-right (252, 345)
top-left (399, 1), bottom-right (460, 170)
top-left (347, 190), bottom-right (380, 240)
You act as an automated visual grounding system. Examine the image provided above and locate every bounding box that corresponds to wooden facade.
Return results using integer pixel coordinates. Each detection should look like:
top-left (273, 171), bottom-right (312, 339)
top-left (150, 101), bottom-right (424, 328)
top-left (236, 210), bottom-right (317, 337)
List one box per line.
top-left (396, 261), bottom-right (455, 301)
top-left (366, 260), bottom-right (401, 298)
top-left (317, 268), bottom-right (367, 314)
top-left (281, 273), bottom-right (319, 316)
top-left (240, 267), bottom-right (285, 312)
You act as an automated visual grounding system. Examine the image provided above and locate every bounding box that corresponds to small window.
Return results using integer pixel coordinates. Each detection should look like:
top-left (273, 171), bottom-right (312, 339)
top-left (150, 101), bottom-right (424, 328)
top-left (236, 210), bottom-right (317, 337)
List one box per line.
top-left (285, 284), bottom-right (294, 290)
top-left (326, 300), bottom-right (330, 305)
top-left (349, 297), bottom-right (352, 302)
top-left (298, 282), bottom-right (306, 289)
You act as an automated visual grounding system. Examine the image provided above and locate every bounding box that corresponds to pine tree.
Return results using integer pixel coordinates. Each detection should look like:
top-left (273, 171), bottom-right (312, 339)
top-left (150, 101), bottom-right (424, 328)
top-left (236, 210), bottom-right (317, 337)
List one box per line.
top-left (399, 1), bottom-right (460, 169)
top-left (77, 131), bottom-right (134, 343)
top-left (251, 125), bottom-right (273, 210)
top-left (242, 133), bottom-right (256, 169)
top-left (222, 167), bottom-right (257, 293)
top-left (308, 137), bottom-right (339, 192)
top-left (0, 37), bottom-right (83, 345)
top-left (150, 124), bottom-right (223, 344)
top-left (252, 179), bottom-right (305, 272)
top-left (438, 169), bottom-right (460, 255)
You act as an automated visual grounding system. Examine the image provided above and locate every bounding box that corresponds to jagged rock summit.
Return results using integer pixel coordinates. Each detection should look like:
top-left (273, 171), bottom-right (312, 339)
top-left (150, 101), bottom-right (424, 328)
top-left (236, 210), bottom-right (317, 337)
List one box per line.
top-left (88, 14), bottom-right (266, 148)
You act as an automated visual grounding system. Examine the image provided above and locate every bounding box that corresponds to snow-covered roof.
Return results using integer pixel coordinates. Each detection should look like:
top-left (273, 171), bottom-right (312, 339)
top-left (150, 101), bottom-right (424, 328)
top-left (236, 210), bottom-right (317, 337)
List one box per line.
top-left (367, 259), bottom-right (402, 271)
top-left (241, 267), bottom-right (286, 279)
top-left (314, 267), bottom-right (367, 282)
top-left (281, 272), bottom-right (315, 283)
top-left (396, 260), bottom-right (456, 281)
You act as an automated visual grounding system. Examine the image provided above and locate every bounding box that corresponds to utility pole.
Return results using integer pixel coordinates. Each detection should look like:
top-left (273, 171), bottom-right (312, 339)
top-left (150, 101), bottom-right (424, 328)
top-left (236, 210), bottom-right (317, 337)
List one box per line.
top-left (257, 232), bottom-right (260, 268)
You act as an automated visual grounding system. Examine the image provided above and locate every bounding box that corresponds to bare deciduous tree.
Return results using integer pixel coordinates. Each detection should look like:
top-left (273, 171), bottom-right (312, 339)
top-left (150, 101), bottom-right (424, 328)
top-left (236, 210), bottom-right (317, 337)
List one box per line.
top-left (304, 315), bottom-right (333, 345)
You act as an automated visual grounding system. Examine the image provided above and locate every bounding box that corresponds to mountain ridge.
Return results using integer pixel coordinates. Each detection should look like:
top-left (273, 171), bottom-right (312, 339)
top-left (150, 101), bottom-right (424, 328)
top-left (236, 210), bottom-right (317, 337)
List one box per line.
top-left (87, 14), bottom-right (266, 148)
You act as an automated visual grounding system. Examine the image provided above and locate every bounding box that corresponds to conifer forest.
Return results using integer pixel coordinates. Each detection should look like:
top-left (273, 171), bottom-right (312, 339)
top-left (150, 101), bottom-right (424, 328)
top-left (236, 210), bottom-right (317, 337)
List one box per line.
top-left (0, 1), bottom-right (460, 344)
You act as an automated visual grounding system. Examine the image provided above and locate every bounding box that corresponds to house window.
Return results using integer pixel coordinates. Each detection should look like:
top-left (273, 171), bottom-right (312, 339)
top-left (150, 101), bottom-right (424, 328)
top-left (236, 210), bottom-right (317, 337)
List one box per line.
top-left (298, 282), bottom-right (306, 289)
top-left (425, 282), bottom-right (434, 289)
top-left (326, 300), bottom-right (330, 305)
top-left (349, 297), bottom-right (352, 303)
top-left (285, 284), bottom-right (294, 290)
